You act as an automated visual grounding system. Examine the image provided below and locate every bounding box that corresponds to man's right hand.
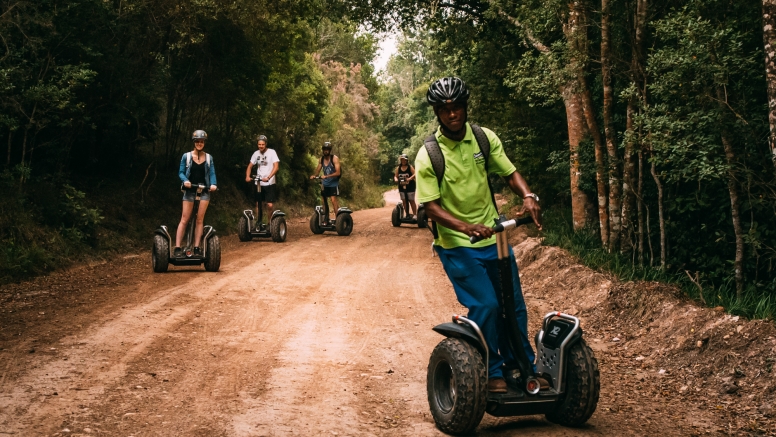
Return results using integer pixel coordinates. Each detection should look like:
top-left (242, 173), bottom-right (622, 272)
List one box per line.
top-left (245, 176), bottom-right (252, 182)
top-left (309, 175), bottom-right (315, 179)
top-left (462, 223), bottom-right (494, 241)
top-left (184, 181), bottom-right (192, 188)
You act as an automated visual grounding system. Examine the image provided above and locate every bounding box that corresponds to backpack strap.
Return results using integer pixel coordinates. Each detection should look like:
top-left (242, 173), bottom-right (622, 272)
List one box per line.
top-left (470, 124), bottom-right (498, 213)
top-left (423, 135), bottom-right (445, 186)
top-left (470, 124), bottom-right (490, 171)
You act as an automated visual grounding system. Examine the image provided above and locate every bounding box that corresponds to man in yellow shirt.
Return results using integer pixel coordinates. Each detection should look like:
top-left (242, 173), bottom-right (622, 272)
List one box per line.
top-left (416, 77), bottom-right (543, 393)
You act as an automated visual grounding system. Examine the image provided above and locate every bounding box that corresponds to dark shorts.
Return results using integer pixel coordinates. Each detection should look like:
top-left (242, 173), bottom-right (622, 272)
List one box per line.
top-left (322, 186), bottom-right (340, 197)
top-left (254, 184), bottom-right (279, 203)
top-left (399, 191), bottom-right (415, 202)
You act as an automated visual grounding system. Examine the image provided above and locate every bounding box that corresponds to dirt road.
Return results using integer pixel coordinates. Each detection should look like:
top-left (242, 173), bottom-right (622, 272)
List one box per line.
top-left (1, 192), bottom-right (720, 436)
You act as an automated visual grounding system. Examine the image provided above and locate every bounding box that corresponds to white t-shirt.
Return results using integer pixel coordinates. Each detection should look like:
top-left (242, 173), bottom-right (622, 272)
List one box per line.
top-left (250, 149), bottom-right (279, 186)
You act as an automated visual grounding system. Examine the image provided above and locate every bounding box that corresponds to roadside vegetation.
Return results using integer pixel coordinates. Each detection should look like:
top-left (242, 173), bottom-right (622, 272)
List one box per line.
top-left (0, 1), bottom-right (384, 284)
top-left (363, 0), bottom-right (776, 319)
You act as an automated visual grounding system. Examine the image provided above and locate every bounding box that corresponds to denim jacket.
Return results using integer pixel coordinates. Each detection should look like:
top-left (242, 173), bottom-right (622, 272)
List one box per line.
top-left (179, 152), bottom-right (217, 187)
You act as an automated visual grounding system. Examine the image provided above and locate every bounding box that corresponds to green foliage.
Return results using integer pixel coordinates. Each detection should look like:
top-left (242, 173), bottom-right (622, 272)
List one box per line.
top-left (359, 0), bottom-right (775, 315)
top-left (0, 0), bottom-right (385, 282)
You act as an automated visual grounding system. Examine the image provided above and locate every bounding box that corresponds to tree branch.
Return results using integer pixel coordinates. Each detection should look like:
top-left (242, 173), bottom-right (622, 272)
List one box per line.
top-left (489, 3), bottom-right (550, 54)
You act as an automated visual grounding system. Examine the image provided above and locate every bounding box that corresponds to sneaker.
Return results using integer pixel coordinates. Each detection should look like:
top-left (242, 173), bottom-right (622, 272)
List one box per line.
top-left (193, 247), bottom-right (202, 257)
top-left (488, 378), bottom-right (508, 393)
top-left (173, 247), bottom-right (182, 258)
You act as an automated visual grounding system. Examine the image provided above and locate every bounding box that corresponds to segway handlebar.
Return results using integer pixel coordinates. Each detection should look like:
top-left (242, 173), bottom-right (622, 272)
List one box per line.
top-left (180, 183), bottom-right (207, 191)
top-left (469, 216), bottom-right (535, 244)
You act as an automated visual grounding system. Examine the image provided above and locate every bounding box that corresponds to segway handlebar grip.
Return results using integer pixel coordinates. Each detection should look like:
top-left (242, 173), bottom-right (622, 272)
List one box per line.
top-left (468, 216), bottom-right (536, 244)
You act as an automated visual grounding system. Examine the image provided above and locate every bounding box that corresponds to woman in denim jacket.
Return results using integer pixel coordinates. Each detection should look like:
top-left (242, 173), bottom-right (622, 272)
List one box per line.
top-left (174, 129), bottom-right (218, 257)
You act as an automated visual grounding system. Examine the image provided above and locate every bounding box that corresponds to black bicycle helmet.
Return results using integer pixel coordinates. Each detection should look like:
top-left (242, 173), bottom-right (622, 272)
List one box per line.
top-left (192, 130), bottom-right (208, 141)
top-left (426, 77), bottom-right (470, 107)
top-left (322, 141), bottom-right (333, 150)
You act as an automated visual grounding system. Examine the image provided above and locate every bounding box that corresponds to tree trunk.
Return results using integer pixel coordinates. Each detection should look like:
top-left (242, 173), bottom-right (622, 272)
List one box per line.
top-left (621, 102), bottom-right (637, 252)
top-left (716, 86), bottom-right (746, 297)
top-left (721, 133), bottom-right (745, 297)
top-left (762, 0), bottom-right (776, 169)
top-left (567, 1), bottom-right (608, 246)
top-left (6, 130), bottom-right (12, 167)
top-left (563, 86), bottom-right (593, 229)
top-left (579, 76), bottom-right (609, 248)
top-left (650, 160), bottom-right (666, 269)
top-left (637, 147), bottom-right (645, 265)
top-left (601, 0), bottom-right (621, 252)
top-left (622, 0), bottom-right (647, 253)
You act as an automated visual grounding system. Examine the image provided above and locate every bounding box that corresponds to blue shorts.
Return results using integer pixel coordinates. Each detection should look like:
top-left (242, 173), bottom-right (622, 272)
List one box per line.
top-left (182, 189), bottom-right (211, 202)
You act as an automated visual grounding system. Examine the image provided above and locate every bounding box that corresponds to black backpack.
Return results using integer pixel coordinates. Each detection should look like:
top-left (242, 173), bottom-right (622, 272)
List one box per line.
top-left (422, 123), bottom-right (498, 238)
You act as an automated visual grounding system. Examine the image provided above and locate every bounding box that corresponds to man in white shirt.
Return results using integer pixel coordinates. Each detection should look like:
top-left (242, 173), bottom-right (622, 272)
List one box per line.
top-left (245, 135), bottom-right (280, 228)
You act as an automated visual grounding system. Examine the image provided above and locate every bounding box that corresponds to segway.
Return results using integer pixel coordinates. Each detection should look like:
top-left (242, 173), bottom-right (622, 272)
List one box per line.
top-left (427, 215), bottom-right (599, 434)
top-left (391, 176), bottom-right (426, 228)
top-left (152, 184), bottom-right (221, 273)
top-left (309, 176), bottom-right (353, 236)
top-left (238, 175), bottom-right (287, 243)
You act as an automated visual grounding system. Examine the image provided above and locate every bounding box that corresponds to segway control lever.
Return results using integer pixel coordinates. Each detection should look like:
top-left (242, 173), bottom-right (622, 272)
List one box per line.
top-left (469, 216), bottom-right (536, 244)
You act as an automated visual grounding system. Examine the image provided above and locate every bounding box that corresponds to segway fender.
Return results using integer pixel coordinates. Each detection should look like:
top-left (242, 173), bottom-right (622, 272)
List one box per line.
top-left (432, 322), bottom-right (487, 358)
top-left (154, 226), bottom-right (172, 257)
top-left (271, 210), bottom-right (286, 219)
top-left (535, 312), bottom-right (582, 393)
top-left (243, 210), bottom-right (255, 221)
top-left (336, 207), bottom-right (352, 217)
top-left (202, 225), bottom-right (216, 254)
top-left (154, 225), bottom-right (172, 241)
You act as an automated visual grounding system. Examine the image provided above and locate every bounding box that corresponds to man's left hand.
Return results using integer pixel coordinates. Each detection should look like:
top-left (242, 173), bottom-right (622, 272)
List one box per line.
top-left (521, 197), bottom-right (542, 230)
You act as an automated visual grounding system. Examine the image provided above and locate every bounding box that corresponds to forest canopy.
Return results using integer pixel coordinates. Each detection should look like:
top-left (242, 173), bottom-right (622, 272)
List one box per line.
top-left (2, 0), bottom-right (775, 318)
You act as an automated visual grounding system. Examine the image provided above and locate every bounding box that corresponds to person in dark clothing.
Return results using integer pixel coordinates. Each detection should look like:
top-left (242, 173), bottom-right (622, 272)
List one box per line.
top-left (393, 154), bottom-right (417, 218)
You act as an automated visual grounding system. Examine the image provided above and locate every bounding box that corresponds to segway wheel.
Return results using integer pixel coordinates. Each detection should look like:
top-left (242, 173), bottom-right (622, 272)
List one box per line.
top-left (204, 235), bottom-right (221, 272)
top-left (151, 234), bottom-right (169, 273)
top-left (391, 205), bottom-right (401, 227)
top-left (417, 206), bottom-right (428, 228)
top-left (545, 338), bottom-right (600, 427)
top-left (427, 338), bottom-right (487, 435)
top-left (310, 213), bottom-right (324, 234)
top-left (270, 216), bottom-right (287, 243)
top-left (238, 216), bottom-right (251, 242)
top-left (335, 213), bottom-right (353, 236)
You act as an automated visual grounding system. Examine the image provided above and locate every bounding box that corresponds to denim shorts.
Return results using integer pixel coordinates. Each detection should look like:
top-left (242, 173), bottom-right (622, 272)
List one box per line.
top-left (182, 189), bottom-right (211, 202)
